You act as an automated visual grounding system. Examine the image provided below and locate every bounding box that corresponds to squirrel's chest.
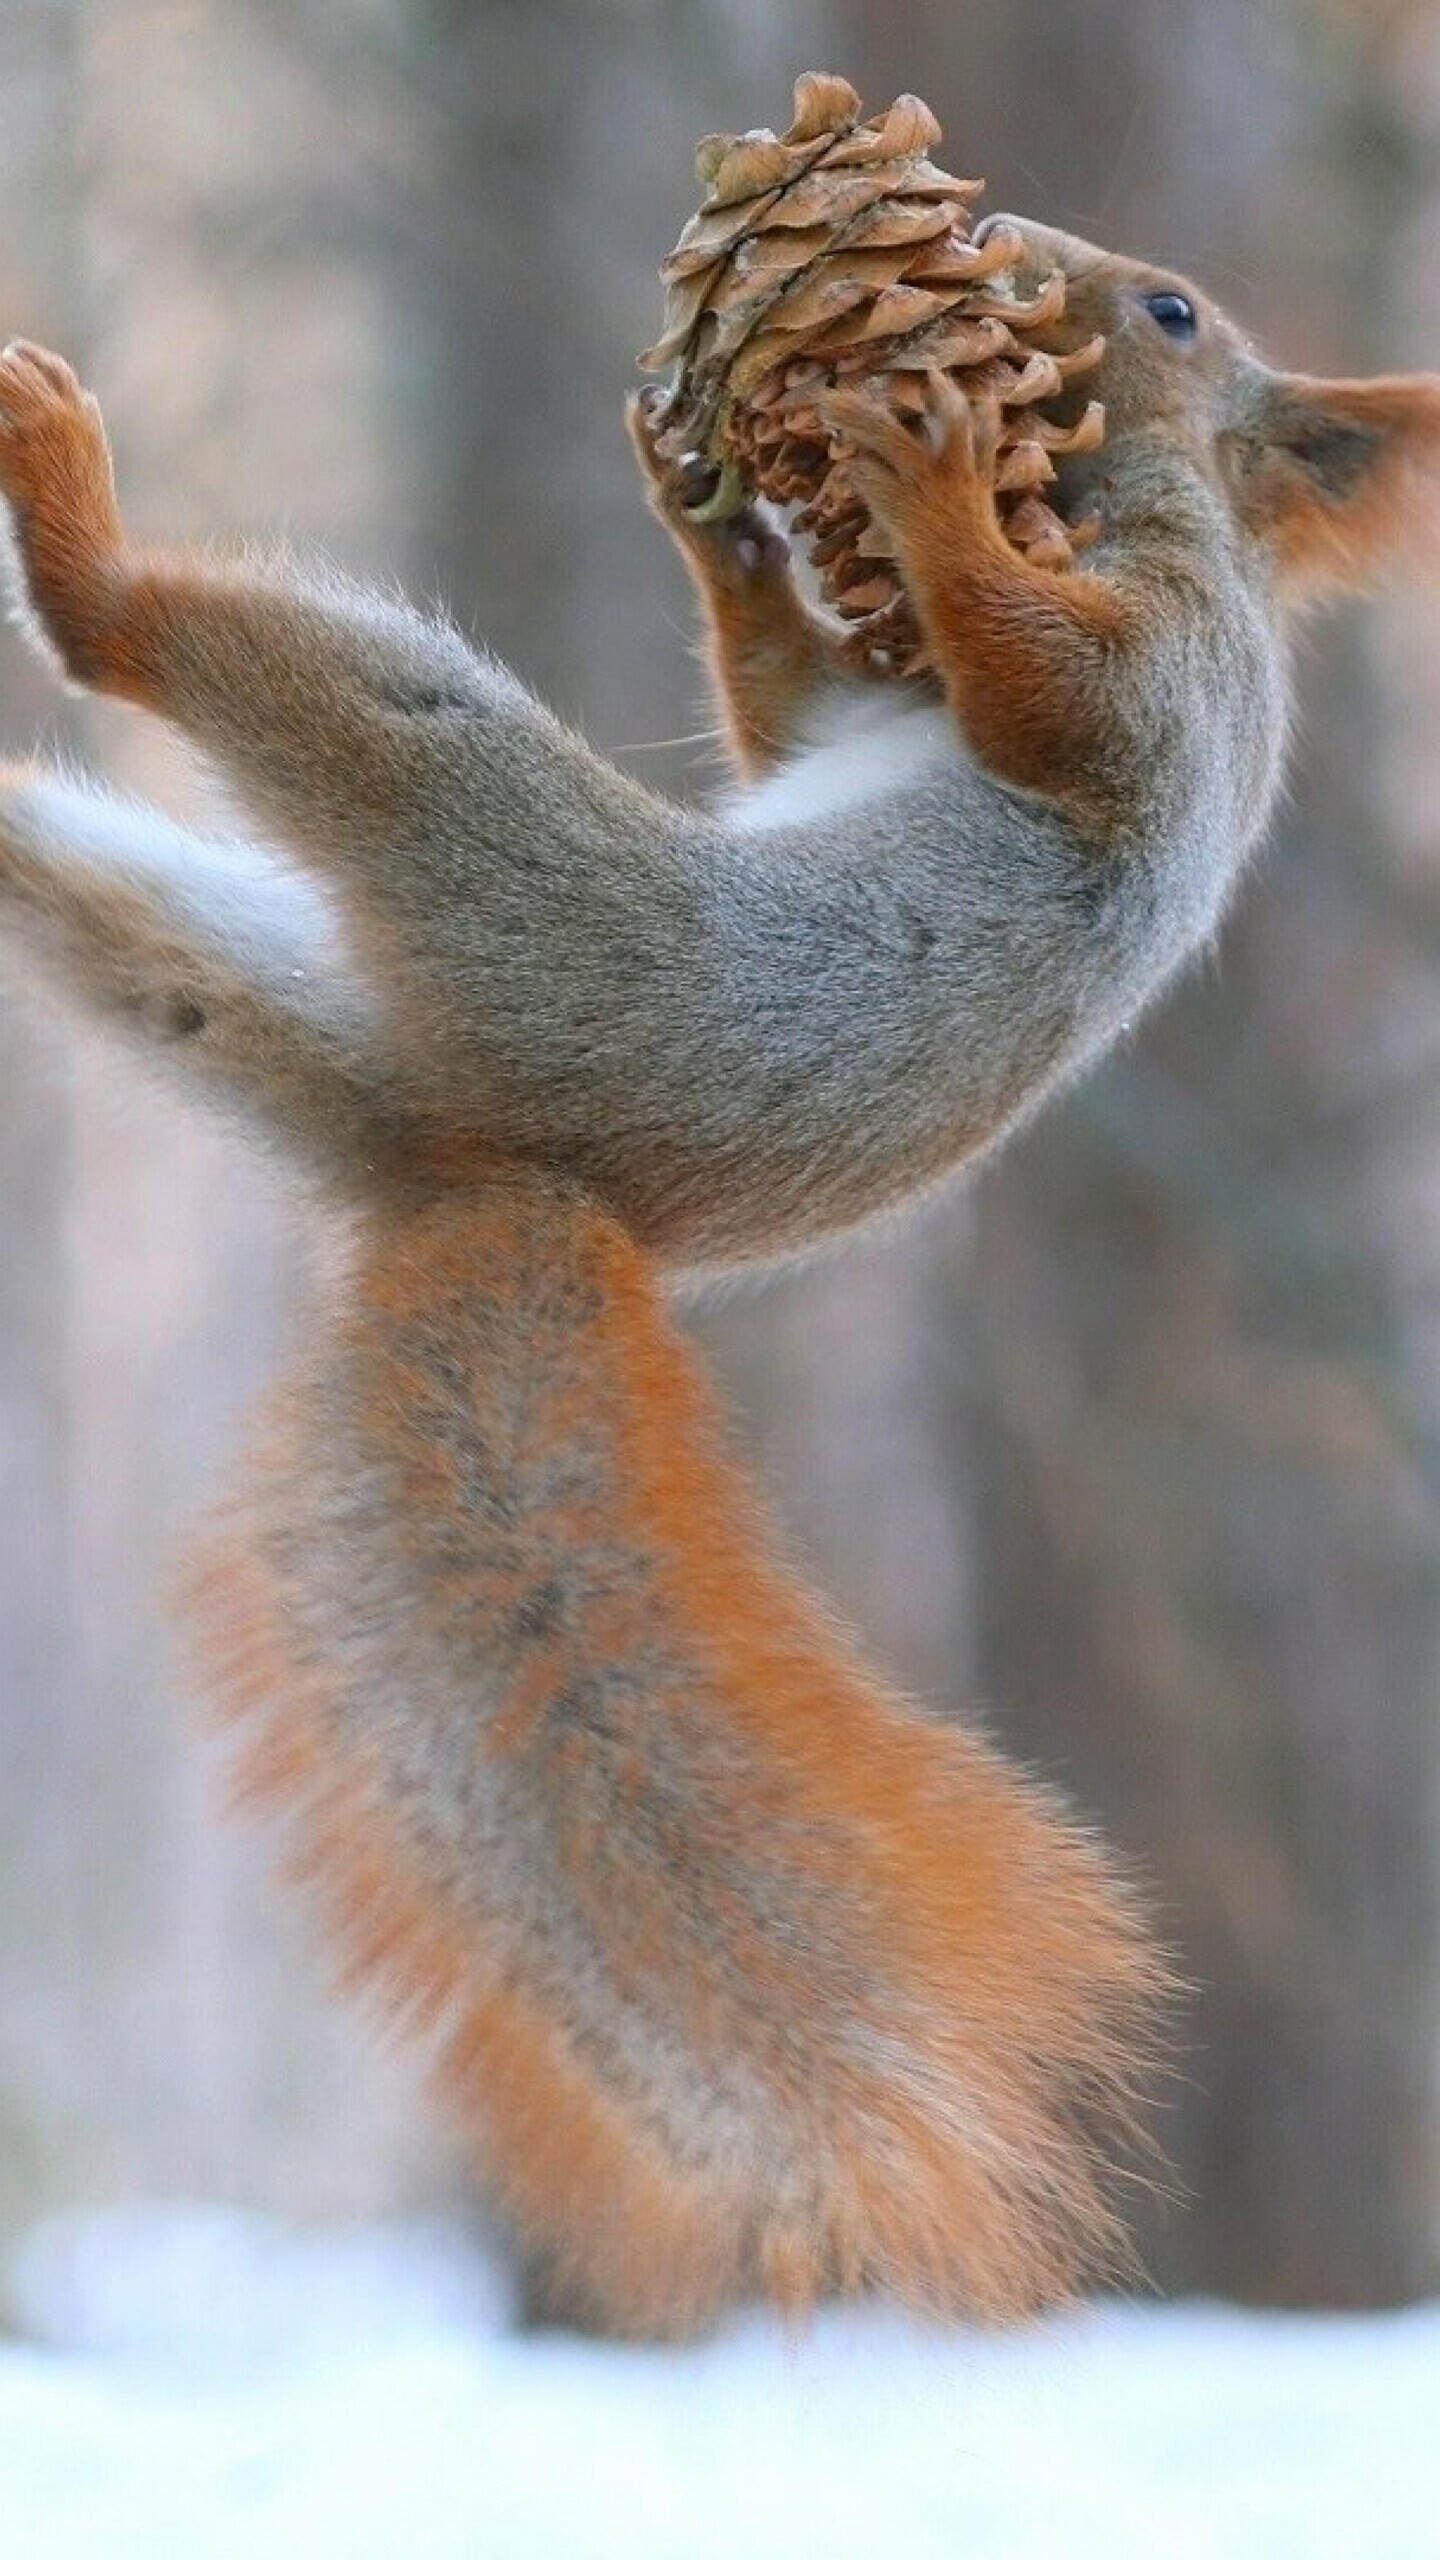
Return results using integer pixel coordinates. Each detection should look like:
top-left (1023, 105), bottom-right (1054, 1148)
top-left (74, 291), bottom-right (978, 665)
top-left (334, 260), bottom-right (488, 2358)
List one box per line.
top-left (727, 691), bottom-right (960, 832)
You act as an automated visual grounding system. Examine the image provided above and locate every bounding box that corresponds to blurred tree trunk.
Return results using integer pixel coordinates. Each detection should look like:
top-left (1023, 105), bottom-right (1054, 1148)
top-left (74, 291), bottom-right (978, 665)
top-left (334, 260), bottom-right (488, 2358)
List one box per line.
top-left (0, 0), bottom-right (451, 2245)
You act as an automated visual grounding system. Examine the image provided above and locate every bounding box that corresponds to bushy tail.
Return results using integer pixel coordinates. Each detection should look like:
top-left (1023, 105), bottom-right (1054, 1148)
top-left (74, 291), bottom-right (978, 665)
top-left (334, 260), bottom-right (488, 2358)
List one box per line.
top-left (183, 1170), bottom-right (1168, 2337)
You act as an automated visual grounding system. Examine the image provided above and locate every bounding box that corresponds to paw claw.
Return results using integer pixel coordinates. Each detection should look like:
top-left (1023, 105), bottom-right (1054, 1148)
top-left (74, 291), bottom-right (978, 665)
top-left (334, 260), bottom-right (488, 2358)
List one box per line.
top-left (6, 341), bottom-right (80, 392)
top-left (0, 343), bottom-right (106, 462)
top-left (915, 366), bottom-right (972, 448)
top-left (828, 371), bottom-right (1006, 514)
top-left (624, 386), bottom-right (673, 496)
top-left (627, 390), bottom-right (786, 571)
top-left (817, 387), bottom-right (926, 477)
top-left (0, 341), bottom-right (85, 428)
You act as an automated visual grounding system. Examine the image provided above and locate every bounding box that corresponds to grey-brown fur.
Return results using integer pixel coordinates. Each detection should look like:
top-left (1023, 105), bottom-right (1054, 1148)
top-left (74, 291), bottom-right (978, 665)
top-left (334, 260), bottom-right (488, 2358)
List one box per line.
top-left (0, 458), bottom-right (1282, 1267)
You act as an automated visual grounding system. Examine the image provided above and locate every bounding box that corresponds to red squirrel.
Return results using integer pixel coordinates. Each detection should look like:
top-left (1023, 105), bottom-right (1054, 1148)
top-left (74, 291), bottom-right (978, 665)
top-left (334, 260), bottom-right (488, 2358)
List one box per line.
top-left (0, 217), bottom-right (1436, 2336)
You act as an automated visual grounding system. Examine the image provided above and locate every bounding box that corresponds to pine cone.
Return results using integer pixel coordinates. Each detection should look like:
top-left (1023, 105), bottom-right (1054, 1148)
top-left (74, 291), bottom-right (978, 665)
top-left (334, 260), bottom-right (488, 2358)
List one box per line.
top-left (640, 74), bottom-right (1105, 678)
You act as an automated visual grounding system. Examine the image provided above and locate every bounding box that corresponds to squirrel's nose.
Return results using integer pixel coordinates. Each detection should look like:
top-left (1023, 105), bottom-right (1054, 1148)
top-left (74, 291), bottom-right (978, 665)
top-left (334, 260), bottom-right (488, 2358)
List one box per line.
top-left (974, 210), bottom-right (1024, 247)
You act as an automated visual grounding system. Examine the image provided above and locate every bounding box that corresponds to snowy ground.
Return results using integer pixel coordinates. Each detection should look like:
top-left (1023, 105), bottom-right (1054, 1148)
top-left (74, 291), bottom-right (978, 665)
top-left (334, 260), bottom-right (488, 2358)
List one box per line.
top-left (0, 2208), bottom-right (1435, 2559)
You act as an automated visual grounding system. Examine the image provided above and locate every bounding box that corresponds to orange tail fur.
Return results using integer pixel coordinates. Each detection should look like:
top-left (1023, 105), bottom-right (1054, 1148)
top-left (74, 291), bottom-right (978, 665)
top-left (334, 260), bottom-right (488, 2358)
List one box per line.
top-left (183, 1170), bottom-right (1167, 2336)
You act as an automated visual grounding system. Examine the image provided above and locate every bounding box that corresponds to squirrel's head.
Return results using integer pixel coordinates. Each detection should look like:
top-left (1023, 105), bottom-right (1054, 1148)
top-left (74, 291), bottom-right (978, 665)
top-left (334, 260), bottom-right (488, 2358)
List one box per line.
top-left (981, 213), bottom-right (1440, 607)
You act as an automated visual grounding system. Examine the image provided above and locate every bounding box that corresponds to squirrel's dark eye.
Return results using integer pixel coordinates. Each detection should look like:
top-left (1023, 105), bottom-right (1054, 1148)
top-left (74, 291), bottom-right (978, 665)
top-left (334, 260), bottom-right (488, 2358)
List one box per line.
top-left (1144, 290), bottom-right (1198, 343)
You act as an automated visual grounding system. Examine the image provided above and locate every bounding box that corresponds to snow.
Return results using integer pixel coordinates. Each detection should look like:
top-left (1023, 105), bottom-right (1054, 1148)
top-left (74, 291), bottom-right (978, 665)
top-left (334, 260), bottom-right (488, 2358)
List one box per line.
top-left (0, 2208), bottom-right (1435, 2559)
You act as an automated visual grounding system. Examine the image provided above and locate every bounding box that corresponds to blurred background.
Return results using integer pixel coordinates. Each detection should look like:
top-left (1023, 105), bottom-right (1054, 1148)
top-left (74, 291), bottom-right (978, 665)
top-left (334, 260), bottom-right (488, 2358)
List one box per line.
top-left (0, 0), bottom-right (1438, 2318)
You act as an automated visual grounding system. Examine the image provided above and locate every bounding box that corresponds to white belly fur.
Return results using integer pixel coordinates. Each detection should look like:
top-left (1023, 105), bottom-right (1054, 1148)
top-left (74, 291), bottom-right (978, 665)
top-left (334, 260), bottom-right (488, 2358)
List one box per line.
top-left (727, 688), bottom-right (956, 831)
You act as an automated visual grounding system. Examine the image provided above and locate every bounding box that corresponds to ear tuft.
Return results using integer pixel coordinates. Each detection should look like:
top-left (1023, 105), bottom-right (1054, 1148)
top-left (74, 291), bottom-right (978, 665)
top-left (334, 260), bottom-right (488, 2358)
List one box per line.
top-left (1236, 370), bottom-right (1440, 600)
top-left (1271, 408), bottom-right (1380, 500)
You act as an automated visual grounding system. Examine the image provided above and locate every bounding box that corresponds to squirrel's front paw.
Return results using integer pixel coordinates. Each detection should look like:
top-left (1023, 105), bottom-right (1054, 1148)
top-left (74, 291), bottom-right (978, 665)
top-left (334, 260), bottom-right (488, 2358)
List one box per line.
top-left (0, 341), bottom-right (126, 684)
top-left (625, 388), bottom-right (789, 578)
top-left (818, 372), bottom-right (1002, 540)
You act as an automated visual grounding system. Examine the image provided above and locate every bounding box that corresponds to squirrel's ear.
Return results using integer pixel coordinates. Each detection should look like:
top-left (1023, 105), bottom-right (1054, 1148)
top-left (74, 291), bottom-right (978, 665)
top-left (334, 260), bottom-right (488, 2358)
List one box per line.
top-left (1232, 370), bottom-right (1440, 599)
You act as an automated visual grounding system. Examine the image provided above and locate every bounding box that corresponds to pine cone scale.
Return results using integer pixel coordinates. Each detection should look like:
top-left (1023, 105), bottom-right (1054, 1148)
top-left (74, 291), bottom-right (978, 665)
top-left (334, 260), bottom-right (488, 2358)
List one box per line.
top-left (641, 75), bottom-right (1108, 677)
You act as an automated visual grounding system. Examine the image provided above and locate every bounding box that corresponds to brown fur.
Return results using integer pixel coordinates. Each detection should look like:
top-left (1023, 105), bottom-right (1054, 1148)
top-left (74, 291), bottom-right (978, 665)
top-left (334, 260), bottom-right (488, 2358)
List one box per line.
top-left (820, 375), bottom-right (1139, 820)
top-left (0, 344), bottom-right (129, 689)
top-left (1229, 370), bottom-right (1440, 598)
top-left (183, 1178), bottom-right (1165, 2335)
top-left (626, 388), bottom-right (855, 780)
